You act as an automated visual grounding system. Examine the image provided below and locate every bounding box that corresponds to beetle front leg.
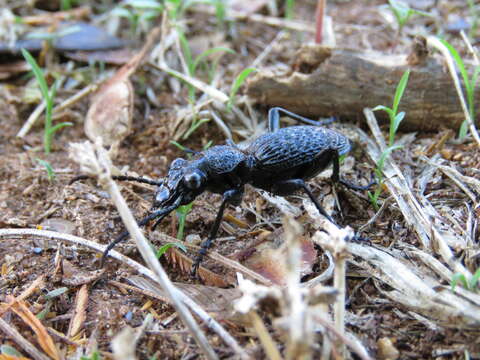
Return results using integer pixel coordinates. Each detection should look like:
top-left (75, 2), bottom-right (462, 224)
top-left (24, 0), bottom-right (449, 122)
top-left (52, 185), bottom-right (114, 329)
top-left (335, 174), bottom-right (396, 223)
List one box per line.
top-left (331, 152), bottom-right (375, 191)
top-left (191, 188), bottom-right (244, 277)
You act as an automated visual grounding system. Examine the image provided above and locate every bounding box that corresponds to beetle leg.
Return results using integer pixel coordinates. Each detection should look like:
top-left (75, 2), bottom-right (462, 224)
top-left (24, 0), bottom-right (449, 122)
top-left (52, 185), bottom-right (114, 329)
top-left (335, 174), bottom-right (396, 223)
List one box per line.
top-left (268, 107), bottom-right (335, 132)
top-left (270, 179), bottom-right (337, 224)
top-left (331, 152), bottom-right (375, 191)
top-left (100, 201), bottom-right (180, 267)
top-left (191, 188), bottom-right (244, 277)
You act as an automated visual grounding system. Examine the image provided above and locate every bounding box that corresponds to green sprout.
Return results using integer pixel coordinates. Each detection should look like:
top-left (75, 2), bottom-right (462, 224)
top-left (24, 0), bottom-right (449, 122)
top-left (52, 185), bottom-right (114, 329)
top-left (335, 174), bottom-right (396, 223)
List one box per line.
top-left (112, 0), bottom-right (163, 35)
top-left (369, 69), bottom-right (410, 210)
top-left (373, 69), bottom-right (410, 147)
top-left (178, 30), bottom-right (235, 103)
top-left (80, 350), bottom-right (102, 360)
top-left (175, 202), bottom-right (194, 240)
top-left (36, 159), bottom-right (56, 182)
top-left (439, 39), bottom-right (480, 140)
top-left (451, 268), bottom-right (480, 293)
top-left (388, 0), bottom-right (431, 37)
top-left (367, 145), bottom-right (402, 211)
top-left (228, 67), bottom-right (257, 110)
top-left (22, 49), bottom-right (72, 155)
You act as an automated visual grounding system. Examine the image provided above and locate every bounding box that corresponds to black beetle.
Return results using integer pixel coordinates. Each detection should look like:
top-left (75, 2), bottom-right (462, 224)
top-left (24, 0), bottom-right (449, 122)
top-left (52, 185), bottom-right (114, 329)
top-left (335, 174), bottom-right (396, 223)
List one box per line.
top-left (73, 107), bottom-right (372, 274)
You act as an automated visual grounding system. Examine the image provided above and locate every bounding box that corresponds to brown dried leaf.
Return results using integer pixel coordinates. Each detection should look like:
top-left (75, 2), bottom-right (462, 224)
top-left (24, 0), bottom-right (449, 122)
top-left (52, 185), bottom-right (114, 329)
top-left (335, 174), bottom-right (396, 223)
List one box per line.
top-left (61, 258), bottom-right (105, 287)
top-left (0, 355), bottom-right (30, 360)
top-left (243, 235), bottom-right (316, 286)
top-left (165, 248), bottom-right (231, 287)
top-left (10, 301), bottom-right (61, 360)
top-left (67, 284), bottom-right (89, 338)
top-left (84, 26), bottom-right (162, 154)
top-left (127, 276), bottom-right (240, 317)
top-left (84, 76), bottom-right (133, 152)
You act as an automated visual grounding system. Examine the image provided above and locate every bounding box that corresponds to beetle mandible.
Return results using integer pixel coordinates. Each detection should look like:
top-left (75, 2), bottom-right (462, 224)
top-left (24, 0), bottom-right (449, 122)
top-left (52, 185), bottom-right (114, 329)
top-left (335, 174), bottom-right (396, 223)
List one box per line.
top-left (74, 107), bottom-right (372, 275)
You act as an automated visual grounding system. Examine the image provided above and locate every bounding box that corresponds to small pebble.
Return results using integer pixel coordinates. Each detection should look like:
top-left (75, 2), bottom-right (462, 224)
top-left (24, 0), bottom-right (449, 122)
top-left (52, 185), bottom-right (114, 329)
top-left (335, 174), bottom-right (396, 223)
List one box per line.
top-left (33, 247), bottom-right (43, 255)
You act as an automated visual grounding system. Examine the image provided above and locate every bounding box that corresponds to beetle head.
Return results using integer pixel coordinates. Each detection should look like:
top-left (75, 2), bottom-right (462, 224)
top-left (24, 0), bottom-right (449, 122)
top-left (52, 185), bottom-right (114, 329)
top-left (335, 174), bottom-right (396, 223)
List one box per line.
top-left (153, 157), bottom-right (207, 209)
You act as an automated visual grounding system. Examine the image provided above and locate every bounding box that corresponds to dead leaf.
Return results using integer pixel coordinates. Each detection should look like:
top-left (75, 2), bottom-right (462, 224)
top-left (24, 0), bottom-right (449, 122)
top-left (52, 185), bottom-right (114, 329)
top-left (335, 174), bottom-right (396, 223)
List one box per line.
top-left (61, 259), bottom-right (105, 286)
top-left (84, 26), bottom-right (162, 155)
top-left (165, 247), bottom-right (231, 287)
top-left (10, 301), bottom-right (61, 360)
top-left (67, 284), bottom-right (89, 337)
top-left (126, 276), bottom-right (240, 317)
top-left (243, 235), bottom-right (316, 286)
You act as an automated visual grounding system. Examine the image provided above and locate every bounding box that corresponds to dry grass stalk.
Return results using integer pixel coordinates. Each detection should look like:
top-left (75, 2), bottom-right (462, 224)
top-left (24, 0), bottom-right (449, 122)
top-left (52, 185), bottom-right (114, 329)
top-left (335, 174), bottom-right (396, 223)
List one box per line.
top-left (283, 216), bottom-right (312, 360)
top-left (348, 109), bottom-right (480, 327)
top-left (248, 311), bottom-right (283, 360)
top-left (312, 220), bottom-right (353, 359)
top-left (0, 317), bottom-right (51, 360)
top-left (68, 140), bottom-right (234, 360)
top-left (362, 108), bottom-right (471, 277)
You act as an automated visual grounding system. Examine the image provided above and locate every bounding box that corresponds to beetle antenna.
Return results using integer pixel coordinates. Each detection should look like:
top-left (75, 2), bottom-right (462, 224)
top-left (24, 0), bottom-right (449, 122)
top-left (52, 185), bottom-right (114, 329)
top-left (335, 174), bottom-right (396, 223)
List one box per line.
top-left (69, 175), bottom-right (162, 186)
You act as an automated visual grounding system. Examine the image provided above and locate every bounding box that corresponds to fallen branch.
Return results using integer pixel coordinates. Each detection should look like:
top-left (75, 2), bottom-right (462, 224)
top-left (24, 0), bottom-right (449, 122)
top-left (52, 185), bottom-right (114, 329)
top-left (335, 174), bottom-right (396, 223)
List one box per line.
top-left (247, 42), bottom-right (480, 132)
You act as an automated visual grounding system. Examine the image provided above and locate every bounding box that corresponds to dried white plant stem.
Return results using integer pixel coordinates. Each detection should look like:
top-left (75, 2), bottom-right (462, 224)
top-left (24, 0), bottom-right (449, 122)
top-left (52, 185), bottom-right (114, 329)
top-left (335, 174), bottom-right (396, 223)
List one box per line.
top-left (284, 217), bottom-right (312, 360)
top-left (312, 220), bottom-right (352, 358)
top-left (363, 108), bottom-right (471, 278)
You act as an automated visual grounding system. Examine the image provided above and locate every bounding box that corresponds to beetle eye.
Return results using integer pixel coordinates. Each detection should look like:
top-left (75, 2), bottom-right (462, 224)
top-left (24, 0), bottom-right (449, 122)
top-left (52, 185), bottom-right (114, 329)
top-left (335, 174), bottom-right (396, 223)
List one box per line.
top-left (183, 171), bottom-right (204, 189)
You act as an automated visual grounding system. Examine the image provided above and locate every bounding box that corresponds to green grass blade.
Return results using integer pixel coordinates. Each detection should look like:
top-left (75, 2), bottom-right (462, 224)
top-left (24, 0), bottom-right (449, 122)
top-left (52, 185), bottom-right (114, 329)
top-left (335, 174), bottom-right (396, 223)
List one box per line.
top-left (178, 30), bottom-right (194, 76)
top-left (440, 39), bottom-right (471, 96)
top-left (378, 145), bottom-right (403, 173)
top-left (228, 67), bottom-right (257, 108)
top-left (469, 268), bottom-right (480, 290)
top-left (372, 105), bottom-right (395, 120)
top-left (451, 273), bottom-right (469, 291)
top-left (392, 69), bottom-right (410, 115)
top-left (183, 118), bottom-right (210, 140)
top-left (156, 242), bottom-right (187, 258)
top-left (36, 159), bottom-right (56, 182)
top-left (21, 49), bottom-right (49, 101)
top-left (192, 47), bottom-right (235, 75)
top-left (390, 111), bottom-right (406, 146)
top-left (48, 122), bottom-right (73, 134)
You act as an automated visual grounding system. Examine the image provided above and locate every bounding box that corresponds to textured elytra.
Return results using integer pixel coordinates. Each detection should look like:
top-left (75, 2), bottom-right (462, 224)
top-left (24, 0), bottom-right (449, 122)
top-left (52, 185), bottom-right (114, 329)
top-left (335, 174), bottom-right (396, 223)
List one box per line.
top-left (247, 126), bottom-right (350, 172)
top-left (200, 145), bottom-right (246, 175)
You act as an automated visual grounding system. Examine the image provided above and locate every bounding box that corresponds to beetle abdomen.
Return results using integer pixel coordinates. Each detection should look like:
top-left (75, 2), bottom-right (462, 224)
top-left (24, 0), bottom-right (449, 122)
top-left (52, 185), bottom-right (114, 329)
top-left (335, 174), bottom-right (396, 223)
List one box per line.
top-left (247, 126), bottom-right (350, 172)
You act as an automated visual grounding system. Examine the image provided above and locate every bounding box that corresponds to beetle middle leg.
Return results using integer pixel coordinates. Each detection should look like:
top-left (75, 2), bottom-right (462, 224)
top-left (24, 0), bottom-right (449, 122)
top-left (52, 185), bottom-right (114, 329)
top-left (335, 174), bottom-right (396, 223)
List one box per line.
top-left (268, 107), bottom-right (335, 132)
top-left (269, 179), bottom-right (336, 224)
top-left (331, 152), bottom-right (375, 191)
top-left (191, 188), bottom-right (244, 276)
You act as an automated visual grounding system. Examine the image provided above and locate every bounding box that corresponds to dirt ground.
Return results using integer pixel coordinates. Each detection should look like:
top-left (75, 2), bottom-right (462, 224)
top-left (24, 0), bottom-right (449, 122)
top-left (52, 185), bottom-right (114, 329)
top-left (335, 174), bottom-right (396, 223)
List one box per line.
top-left (1, 1), bottom-right (480, 359)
